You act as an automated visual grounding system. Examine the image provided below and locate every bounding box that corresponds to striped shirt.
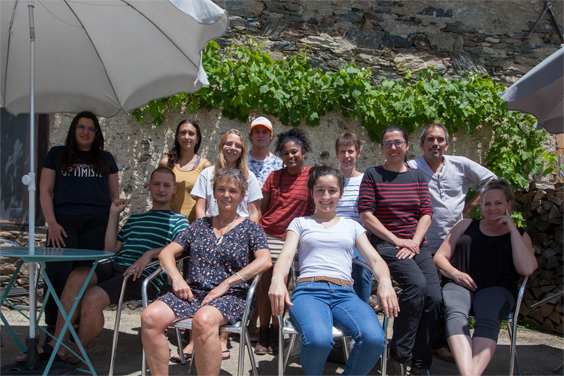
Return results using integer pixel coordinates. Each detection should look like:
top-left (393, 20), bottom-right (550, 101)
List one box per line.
top-left (260, 166), bottom-right (314, 239)
top-left (335, 174), bottom-right (364, 224)
top-left (358, 166), bottom-right (432, 243)
top-left (114, 210), bottom-right (189, 291)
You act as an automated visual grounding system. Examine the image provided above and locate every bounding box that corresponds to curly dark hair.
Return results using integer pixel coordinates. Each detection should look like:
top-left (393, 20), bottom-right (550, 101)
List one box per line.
top-left (166, 119), bottom-right (203, 169)
top-left (58, 111), bottom-right (109, 175)
top-left (274, 128), bottom-right (311, 156)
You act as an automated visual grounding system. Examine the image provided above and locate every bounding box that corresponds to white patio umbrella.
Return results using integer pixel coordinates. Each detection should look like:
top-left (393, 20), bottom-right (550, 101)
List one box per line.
top-left (500, 47), bottom-right (563, 134)
top-left (0, 0), bottom-right (228, 370)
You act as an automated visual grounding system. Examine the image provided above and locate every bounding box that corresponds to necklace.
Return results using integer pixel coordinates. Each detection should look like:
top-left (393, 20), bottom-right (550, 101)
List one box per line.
top-left (215, 215), bottom-right (239, 245)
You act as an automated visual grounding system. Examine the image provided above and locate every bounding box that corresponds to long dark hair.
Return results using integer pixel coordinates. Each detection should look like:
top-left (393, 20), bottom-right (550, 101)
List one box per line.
top-left (58, 111), bottom-right (109, 175)
top-left (166, 119), bottom-right (203, 169)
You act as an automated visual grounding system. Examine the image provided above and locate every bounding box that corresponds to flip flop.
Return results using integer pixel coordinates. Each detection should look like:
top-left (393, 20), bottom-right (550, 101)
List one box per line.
top-left (170, 352), bottom-right (192, 363)
top-left (222, 350), bottom-right (230, 360)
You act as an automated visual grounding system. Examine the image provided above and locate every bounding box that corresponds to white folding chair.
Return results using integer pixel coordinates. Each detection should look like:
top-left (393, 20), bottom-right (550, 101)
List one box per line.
top-left (139, 268), bottom-right (261, 376)
top-left (277, 258), bottom-right (390, 376)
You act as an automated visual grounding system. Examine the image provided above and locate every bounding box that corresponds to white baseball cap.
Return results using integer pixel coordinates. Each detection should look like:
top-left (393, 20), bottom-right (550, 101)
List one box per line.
top-left (250, 117), bottom-right (273, 132)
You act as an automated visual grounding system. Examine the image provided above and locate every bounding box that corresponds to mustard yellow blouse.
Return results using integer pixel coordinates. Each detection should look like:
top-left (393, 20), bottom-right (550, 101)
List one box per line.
top-left (170, 157), bottom-right (208, 223)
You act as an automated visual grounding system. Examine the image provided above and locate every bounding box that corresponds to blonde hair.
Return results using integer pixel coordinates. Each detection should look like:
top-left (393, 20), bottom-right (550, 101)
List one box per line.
top-left (214, 129), bottom-right (250, 179)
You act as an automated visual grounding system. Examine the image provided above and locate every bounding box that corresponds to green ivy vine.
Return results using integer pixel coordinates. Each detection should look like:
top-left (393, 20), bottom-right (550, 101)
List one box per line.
top-left (133, 40), bottom-right (556, 190)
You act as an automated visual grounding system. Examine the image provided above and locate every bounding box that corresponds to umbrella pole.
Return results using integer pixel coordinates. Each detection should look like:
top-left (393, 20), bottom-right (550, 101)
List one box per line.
top-left (24, 0), bottom-right (40, 370)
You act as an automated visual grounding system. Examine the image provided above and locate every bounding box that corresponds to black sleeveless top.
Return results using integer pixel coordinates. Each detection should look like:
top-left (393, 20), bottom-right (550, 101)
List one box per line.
top-left (465, 219), bottom-right (525, 299)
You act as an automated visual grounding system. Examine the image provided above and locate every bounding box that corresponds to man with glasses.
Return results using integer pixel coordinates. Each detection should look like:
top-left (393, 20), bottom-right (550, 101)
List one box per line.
top-left (407, 123), bottom-right (496, 363)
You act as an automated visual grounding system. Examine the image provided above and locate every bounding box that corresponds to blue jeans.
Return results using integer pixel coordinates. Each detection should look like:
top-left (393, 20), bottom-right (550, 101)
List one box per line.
top-left (289, 280), bottom-right (385, 376)
top-left (351, 247), bottom-right (372, 303)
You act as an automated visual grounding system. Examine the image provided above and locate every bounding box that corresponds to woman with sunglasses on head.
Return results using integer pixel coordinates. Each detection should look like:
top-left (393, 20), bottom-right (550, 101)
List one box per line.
top-left (171, 128), bottom-right (262, 362)
top-left (269, 164), bottom-right (399, 376)
top-left (255, 128), bottom-right (314, 355)
top-left (39, 111), bottom-right (119, 344)
top-left (160, 119), bottom-right (212, 223)
top-left (358, 125), bottom-right (441, 376)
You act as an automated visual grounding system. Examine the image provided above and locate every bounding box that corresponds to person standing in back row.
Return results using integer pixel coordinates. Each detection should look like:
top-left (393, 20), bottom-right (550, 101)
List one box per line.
top-left (246, 116), bottom-right (283, 341)
top-left (39, 111), bottom-right (119, 340)
top-left (247, 117), bottom-right (283, 188)
top-left (334, 133), bottom-right (371, 303)
top-left (407, 123), bottom-right (496, 362)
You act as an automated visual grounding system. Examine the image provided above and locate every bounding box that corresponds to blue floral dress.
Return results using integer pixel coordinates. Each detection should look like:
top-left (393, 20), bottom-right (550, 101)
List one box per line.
top-left (158, 217), bottom-right (269, 324)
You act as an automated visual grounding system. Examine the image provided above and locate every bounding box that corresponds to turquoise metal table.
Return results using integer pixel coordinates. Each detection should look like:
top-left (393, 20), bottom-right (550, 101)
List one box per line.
top-left (0, 247), bottom-right (114, 375)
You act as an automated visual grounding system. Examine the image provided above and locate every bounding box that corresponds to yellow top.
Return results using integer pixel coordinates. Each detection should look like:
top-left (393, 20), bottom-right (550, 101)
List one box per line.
top-left (170, 157), bottom-right (208, 223)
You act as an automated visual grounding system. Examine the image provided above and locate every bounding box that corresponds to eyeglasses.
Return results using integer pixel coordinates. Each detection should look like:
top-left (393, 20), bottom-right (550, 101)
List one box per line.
top-left (383, 140), bottom-right (406, 149)
top-left (77, 124), bottom-right (97, 133)
top-left (224, 141), bottom-right (243, 150)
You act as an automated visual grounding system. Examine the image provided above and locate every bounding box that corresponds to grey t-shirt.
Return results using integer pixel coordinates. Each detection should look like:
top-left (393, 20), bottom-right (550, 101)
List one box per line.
top-left (288, 216), bottom-right (366, 282)
top-left (407, 155), bottom-right (497, 253)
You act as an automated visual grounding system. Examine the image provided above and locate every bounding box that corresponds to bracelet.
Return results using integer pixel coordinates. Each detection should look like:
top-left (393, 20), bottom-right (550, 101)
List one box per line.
top-left (235, 272), bottom-right (245, 282)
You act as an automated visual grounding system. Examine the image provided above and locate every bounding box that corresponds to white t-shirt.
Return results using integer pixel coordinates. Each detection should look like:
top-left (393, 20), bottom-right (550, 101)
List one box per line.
top-left (288, 216), bottom-right (366, 282)
top-left (190, 167), bottom-right (263, 217)
top-left (335, 174), bottom-right (364, 224)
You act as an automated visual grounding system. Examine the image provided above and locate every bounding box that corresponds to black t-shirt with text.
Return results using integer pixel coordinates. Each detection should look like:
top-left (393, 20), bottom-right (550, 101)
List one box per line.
top-left (43, 146), bottom-right (118, 216)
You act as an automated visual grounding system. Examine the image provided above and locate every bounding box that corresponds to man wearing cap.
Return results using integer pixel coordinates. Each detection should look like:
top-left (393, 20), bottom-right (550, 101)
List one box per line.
top-left (247, 117), bottom-right (283, 188)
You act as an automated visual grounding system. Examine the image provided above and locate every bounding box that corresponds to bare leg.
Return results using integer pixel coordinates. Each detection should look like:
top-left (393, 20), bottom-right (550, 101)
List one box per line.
top-left (447, 334), bottom-right (474, 376)
top-left (257, 267), bottom-right (273, 328)
top-left (192, 306), bottom-right (229, 376)
top-left (471, 337), bottom-right (497, 376)
top-left (141, 301), bottom-right (177, 376)
top-left (16, 267), bottom-right (98, 362)
top-left (63, 286), bottom-right (110, 363)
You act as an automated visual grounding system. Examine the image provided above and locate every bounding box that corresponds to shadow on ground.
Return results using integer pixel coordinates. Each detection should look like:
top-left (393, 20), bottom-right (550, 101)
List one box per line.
top-left (1, 308), bottom-right (563, 376)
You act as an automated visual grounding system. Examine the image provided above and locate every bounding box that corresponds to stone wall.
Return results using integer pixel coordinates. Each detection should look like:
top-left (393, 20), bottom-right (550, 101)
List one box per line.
top-left (47, 0), bottom-right (562, 214)
top-left (515, 181), bottom-right (564, 334)
top-left (214, 0), bottom-right (562, 83)
top-left (48, 109), bottom-right (494, 216)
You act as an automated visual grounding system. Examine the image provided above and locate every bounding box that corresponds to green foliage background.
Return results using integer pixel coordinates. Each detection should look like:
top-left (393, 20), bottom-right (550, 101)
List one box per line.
top-left (134, 40), bottom-right (556, 195)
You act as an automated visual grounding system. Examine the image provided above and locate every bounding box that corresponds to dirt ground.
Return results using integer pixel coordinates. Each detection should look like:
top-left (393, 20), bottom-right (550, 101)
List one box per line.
top-left (1, 306), bottom-right (563, 376)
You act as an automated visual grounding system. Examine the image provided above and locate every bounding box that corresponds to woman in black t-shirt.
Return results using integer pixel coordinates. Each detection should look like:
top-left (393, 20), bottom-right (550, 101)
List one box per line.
top-left (434, 179), bottom-right (537, 376)
top-left (39, 111), bottom-right (119, 336)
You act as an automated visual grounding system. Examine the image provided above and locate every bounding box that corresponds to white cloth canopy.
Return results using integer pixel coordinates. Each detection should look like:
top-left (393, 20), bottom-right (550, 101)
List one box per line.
top-left (1, 0), bottom-right (229, 117)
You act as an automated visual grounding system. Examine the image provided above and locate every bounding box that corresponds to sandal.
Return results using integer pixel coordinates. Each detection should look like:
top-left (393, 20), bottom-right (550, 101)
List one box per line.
top-left (170, 352), bottom-right (192, 363)
top-left (222, 350), bottom-right (230, 360)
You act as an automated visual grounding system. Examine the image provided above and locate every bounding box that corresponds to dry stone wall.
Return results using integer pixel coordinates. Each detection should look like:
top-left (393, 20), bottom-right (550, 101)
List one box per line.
top-left (214, 0), bottom-right (562, 83)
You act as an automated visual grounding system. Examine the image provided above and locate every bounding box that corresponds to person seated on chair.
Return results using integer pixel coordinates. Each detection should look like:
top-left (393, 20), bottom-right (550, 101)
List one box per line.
top-left (16, 167), bottom-right (188, 364)
top-left (141, 169), bottom-right (272, 376)
top-left (268, 164), bottom-right (399, 376)
top-left (434, 179), bottom-right (537, 376)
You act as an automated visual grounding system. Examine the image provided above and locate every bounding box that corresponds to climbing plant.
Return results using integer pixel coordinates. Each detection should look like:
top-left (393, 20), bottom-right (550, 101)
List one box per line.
top-left (133, 40), bottom-right (556, 190)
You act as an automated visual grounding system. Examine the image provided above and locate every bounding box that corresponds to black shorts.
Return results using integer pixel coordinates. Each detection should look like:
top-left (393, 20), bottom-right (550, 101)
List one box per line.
top-left (95, 262), bottom-right (158, 304)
